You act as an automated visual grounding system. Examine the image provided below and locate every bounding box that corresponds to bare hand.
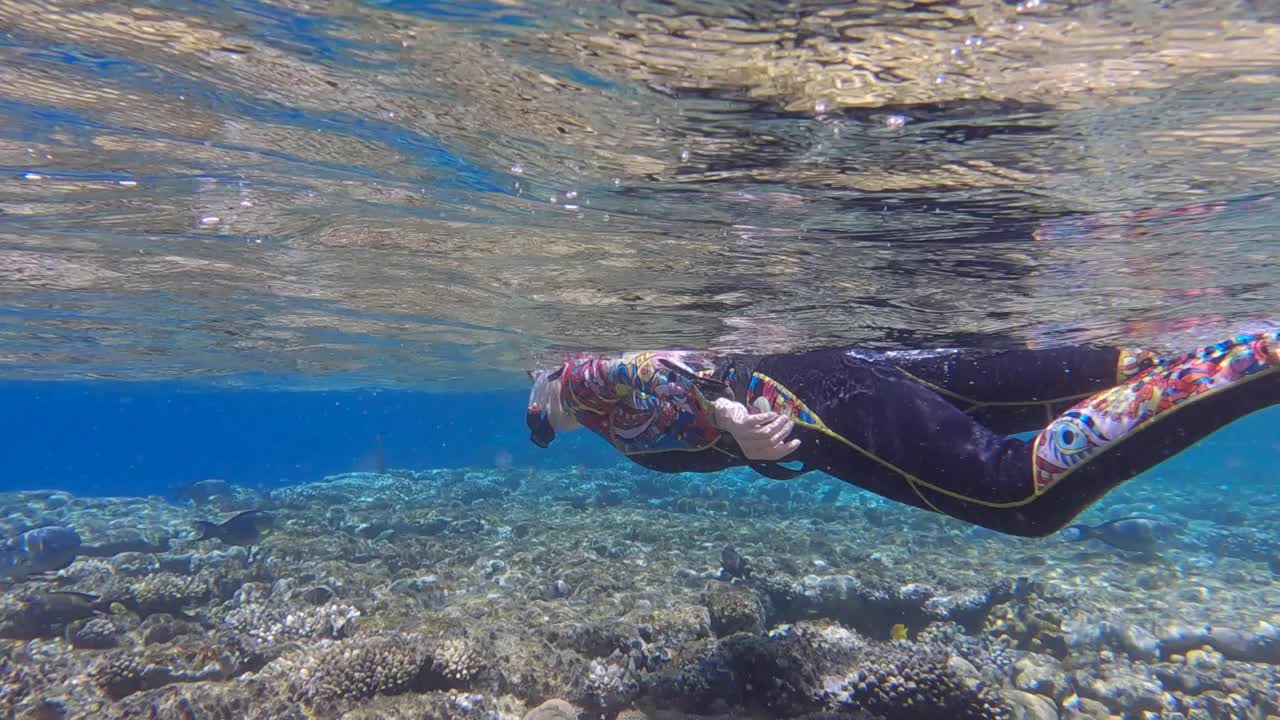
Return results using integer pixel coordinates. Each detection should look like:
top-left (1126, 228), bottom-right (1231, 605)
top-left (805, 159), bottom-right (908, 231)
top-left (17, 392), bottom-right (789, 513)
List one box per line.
top-left (711, 398), bottom-right (801, 461)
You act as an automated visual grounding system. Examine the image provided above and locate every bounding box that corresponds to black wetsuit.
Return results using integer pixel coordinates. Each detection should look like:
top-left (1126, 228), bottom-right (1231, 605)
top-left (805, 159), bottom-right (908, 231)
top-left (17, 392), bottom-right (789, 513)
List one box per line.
top-left (624, 333), bottom-right (1280, 537)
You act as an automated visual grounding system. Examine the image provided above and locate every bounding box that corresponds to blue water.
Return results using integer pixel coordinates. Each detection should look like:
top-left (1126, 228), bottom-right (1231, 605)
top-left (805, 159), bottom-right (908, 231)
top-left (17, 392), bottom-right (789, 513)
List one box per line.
top-left (0, 383), bottom-right (623, 497)
top-left (0, 379), bottom-right (1272, 501)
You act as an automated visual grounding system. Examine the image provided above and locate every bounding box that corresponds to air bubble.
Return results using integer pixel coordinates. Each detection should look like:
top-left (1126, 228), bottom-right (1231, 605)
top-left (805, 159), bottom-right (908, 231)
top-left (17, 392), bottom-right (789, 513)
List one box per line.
top-left (511, 164), bottom-right (524, 174)
top-left (814, 100), bottom-right (828, 114)
top-left (679, 148), bottom-right (690, 162)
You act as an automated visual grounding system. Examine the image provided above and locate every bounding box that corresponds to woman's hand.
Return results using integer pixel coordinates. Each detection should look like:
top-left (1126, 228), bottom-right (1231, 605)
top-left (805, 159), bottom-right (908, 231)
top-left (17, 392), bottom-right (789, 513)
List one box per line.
top-left (711, 398), bottom-right (801, 461)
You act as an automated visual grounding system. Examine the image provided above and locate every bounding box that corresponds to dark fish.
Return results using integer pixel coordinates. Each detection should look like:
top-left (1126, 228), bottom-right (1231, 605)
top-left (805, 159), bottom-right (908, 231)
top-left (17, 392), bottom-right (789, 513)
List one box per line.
top-left (0, 526), bottom-right (81, 579)
top-left (1062, 516), bottom-right (1170, 553)
top-left (720, 544), bottom-right (752, 580)
top-left (32, 590), bottom-right (101, 621)
top-left (194, 510), bottom-right (275, 546)
top-left (174, 478), bottom-right (233, 505)
top-left (0, 591), bottom-right (105, 641)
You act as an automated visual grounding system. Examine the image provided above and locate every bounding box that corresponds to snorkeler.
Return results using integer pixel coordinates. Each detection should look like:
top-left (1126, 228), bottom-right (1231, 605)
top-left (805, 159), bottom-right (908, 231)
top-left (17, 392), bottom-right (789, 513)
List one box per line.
top-left (525, 329), bottom-right (1280, 537)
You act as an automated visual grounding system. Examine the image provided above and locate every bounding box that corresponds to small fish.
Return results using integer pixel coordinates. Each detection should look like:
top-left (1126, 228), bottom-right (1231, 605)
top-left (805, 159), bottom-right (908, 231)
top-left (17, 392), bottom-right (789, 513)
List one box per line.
top-left (193, 510), bottom-right (275, 546)
top-left (1062, 516), bottom-right (1170, 553)
top-left (371, 432), bottom-right (386, 473)
top-left (890, 624), bottom-right (909, 641)
top-left (0, 526), bottom-right (81, 579)
top-left (356, 433), bottom-right (387, 473)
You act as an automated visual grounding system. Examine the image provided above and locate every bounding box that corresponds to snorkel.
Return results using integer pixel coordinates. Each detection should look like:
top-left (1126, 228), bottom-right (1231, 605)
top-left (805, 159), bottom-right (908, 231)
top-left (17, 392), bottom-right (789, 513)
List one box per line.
top-left (526, 365), bottom-right (566, 448)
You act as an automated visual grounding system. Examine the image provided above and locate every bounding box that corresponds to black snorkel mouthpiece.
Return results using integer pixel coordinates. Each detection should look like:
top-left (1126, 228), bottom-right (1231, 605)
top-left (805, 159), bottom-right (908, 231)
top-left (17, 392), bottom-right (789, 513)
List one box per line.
top-left (527, 403), bottom-right (556, 448)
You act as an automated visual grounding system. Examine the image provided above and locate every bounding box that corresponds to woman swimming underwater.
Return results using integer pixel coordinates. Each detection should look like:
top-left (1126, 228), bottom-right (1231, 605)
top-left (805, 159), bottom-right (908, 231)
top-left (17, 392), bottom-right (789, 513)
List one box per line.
top-left (525, 330), bottom-right (1279, 537)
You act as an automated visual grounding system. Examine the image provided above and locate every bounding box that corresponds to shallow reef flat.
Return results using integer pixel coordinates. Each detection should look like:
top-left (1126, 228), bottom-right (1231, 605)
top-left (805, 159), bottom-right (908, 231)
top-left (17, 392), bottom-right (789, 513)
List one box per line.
top-left (0, 465), bottom-right (1278, 720)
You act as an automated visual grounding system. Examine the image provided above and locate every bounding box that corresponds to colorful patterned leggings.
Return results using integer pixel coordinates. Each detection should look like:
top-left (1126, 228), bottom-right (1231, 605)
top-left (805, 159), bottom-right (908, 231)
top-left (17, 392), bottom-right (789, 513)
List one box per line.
top-left (738, 330), bottom-right (1280, 536)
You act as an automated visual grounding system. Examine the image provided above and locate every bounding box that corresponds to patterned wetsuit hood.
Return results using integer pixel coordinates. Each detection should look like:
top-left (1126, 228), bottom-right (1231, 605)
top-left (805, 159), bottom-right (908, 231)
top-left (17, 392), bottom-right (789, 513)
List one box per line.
top-left (551, 350), bottom-right (732, 455)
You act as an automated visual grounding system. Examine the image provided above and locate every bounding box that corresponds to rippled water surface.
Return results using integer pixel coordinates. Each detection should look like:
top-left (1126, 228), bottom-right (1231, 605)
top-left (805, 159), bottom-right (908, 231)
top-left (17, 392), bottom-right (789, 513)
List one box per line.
top-left (1, 0), bottom-right (1278, 389)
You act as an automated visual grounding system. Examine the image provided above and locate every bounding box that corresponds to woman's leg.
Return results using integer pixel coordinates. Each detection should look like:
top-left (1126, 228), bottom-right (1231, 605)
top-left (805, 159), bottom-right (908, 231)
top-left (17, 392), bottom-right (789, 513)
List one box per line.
top-left (1026, 331), bottom-right (1280, 524)
top-left (744, 331), bottom-right (1280, 536)
top-left (881, 346), bottom-right (1160, 434)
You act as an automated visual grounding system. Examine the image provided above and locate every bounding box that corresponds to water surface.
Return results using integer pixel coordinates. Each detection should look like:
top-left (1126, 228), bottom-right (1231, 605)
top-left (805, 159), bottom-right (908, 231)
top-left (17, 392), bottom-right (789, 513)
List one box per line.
top-left (1, 0), bottom-right (1278, 389)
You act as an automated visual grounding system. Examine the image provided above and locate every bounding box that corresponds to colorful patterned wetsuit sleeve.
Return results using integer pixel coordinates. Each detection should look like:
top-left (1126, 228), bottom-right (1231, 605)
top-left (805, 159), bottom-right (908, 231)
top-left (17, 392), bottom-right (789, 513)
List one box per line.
top-left (558, 351), bottom-right (724, 456)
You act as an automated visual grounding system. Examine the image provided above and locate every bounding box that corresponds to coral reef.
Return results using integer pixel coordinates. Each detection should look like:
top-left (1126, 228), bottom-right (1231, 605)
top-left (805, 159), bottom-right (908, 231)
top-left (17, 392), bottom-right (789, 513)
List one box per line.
top-left (0, 466), bottom-right (1277, 719)
top-left (294, 634), bottom-right (431, 703)
top-left (223, 599), bottom-right (361, 645)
